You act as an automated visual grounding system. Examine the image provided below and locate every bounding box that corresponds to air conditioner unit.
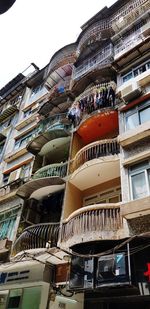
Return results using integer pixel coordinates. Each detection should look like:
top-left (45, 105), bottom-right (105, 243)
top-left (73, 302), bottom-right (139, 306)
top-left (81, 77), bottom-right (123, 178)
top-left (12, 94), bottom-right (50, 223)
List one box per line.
top-left (69, 256), bottom-right (94, 290)
top-left (96, 253), bottom-right (130, 288)
top-left (121, 80), bottom-right (141, 102)
top-left (8, 167), bottom-right (22, 183)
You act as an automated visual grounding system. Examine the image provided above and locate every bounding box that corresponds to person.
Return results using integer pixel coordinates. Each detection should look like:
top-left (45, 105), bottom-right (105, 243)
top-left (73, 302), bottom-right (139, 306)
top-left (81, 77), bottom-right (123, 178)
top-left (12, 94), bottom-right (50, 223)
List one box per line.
top-left (67, 104), bottom-right (76, 126)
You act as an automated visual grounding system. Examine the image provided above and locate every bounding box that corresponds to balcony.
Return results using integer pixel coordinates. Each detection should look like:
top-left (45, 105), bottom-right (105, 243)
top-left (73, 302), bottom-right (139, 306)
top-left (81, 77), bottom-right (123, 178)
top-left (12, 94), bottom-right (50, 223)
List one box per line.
top-left (13, 222), bottom-right (59, 254)
top-left (71, 138), bottom-right (119, 172)
top-left (77, 19), bottom-right (112, 53)
top-left (0, 179), bottom-right (23, 202)
top-left (60, 204), bottom-right (123, 248)
top-left (33, 162), bottom-right (68, 180)
top-left (112, 0), bottom-right (150, 35)
top-left (76, 109), bottom-right (118, 145)
top-left (69, 139), bottom-right (120, 190)
top-left (113, 31), bottom-right (150, 69)
top-left (46, 43), bottom-right (77, 76)
top-left (27, 113), bottom-right (70, 155)
top-left (0, 96), bottom-right (21, 122)
top-left (72, 44), bottom-right (114, 80)
top-left (114, 29), bottom-right (145, 60)
top-left (16, 162), bottom-right (67, 200)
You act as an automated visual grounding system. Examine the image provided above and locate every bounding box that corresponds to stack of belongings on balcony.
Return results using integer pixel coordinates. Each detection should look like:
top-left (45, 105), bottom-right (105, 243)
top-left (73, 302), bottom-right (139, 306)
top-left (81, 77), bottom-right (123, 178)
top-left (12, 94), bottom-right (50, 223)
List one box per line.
top-left (67, 81), bottom-right (116, 126)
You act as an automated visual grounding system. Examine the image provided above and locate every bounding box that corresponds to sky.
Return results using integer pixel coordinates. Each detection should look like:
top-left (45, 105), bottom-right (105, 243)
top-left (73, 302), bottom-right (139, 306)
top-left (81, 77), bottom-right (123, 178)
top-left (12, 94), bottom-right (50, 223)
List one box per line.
top-left (0, 0), bottom-right (116, 89)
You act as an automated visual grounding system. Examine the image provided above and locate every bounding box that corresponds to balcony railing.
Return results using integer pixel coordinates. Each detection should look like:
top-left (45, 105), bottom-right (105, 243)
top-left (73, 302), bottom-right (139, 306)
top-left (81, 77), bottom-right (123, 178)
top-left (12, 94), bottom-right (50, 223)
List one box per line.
top-left (13, 222), bottom-right (60, 253)
top-left (71, 138), bottom-right (119, 173)
top-left (60, 204), bottom-right (122, 243)
top-left (114, 29), bottom-right (144, 57)
top-left (0, 179), bottom-right (23, 199)
top-left (46, 43), bottom-right (77, 76)
top-left (78, 20), bottom-right (111, 52)
top-left (38, 112), bottom-right (71, 132)
top-left (0, 96), bottom-right (22, 122)
top-left (112, 0), bottom-right (150, 33)
top-left (73, 44), bottom-right (113, 80)
top-left (33, 162), bottom-right (68, 179)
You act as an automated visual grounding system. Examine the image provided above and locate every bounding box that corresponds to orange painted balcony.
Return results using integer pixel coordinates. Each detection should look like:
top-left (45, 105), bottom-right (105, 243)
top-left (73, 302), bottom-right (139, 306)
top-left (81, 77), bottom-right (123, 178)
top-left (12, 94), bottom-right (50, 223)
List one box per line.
top-left (76, 110), bottom-right (118, 145)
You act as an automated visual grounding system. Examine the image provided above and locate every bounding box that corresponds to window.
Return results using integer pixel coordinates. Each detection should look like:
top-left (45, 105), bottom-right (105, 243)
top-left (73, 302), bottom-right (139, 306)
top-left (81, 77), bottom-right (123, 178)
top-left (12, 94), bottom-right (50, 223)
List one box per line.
top-left (0, 208), bottom-right (19, 241)
top-left (122, 60), bottom-right (150, 84)
top-left (14, 129), bottom-right (36, 150)
top-left (31, 85), bottom-right (43, 97)
top-left (129, 161), bottom-right (150, 200)
top-left (83, 187), bottom-right (121, 206)
top-left (23, 108), bottom-right (32, 118)
top-left (125, 100), bottom-right (150, 131)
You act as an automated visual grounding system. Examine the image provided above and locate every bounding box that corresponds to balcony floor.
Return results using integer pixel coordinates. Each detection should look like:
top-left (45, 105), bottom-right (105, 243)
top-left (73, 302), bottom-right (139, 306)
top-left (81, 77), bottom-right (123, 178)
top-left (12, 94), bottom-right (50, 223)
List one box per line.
top-left (69, 156), bottom-right (120, 190)
top-left (77, 109), bottom-right (118, 144)
top-left (16, 177), bottom-right (65, 199)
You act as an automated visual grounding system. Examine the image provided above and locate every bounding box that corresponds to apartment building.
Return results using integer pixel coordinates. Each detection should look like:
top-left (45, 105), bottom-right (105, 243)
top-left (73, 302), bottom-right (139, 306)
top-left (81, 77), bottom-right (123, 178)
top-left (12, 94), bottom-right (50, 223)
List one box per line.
top-left (0, 0), bottom-right (150, 308)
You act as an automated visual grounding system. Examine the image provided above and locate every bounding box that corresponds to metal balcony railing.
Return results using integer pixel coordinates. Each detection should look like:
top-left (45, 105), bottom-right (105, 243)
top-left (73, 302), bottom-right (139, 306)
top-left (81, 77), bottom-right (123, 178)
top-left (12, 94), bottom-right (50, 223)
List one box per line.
top-left (114, 26), bottom-right (147, 57)
top-left (61, 204), bottom-right (122, 243)
top-left (71, 138), bottom-right (119, 173)
top-left (112, 0), bottom-right (150, 33)
top-left (33, 162), bottom-right (68, 179)
top-left (73, 44), bottom-right (113, 80)
top-left (13, 222), bottom-right (60, 253)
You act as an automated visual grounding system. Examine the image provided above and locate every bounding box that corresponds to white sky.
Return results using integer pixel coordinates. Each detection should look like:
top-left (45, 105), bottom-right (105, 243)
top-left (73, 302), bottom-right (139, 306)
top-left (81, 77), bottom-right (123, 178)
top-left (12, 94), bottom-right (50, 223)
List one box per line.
top-left (0, 0), bottom-right (116, 89)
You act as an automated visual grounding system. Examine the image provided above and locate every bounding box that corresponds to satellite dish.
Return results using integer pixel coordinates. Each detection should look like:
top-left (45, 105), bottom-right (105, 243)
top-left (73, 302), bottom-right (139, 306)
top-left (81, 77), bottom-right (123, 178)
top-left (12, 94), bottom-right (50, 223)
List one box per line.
top-left (0, 0), bottom-right (16, 14)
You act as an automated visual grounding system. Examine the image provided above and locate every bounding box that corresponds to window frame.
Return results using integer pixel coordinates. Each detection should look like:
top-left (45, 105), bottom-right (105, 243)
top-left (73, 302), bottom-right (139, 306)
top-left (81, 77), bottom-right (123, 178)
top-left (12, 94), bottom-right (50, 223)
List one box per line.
top-left (125, 99), bottom-right (150, 131)
top-left (129, 160), bottom-right (150, 200)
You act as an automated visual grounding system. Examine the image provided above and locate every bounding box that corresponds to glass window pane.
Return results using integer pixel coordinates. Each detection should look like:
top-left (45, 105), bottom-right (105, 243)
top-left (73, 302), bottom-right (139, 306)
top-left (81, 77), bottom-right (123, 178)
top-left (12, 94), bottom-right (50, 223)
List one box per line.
top-left (139, 106), bottom-right (150, 124)
top-left (126, 113), bottom-right (139, 130)
top-left (131, 172), bottom-right (147, 199)
top-left (123, 72), bottom-right (133, 83)
top-left (21, 286), bottom-right (41, 309)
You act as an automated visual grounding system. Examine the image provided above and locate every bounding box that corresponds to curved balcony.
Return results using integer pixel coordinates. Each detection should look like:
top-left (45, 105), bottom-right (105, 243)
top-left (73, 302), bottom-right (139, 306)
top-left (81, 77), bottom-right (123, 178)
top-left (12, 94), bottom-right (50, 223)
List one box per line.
top-left (77, 19), bottom-right (112, 53)
top-left (46, 43), bottom-right (77, 77)
top-left (69, 139), bottom-right (120, 190)
top-left (33, 162), bottom-right (68, 180)
top-left (71, 138), bottom-right (119, 173)
top-left (77, 109), bottom-right (118, 145)
top-left (72, 43), bottom-right (114, 81)
top-left (16, 175), bottom-right (65, 200)
top-left (60, 204), bottom-right (123, 248)
top-left (13, 222), bottom-right (59, 254)
top-left (27, 113), bottom-right (70, 155)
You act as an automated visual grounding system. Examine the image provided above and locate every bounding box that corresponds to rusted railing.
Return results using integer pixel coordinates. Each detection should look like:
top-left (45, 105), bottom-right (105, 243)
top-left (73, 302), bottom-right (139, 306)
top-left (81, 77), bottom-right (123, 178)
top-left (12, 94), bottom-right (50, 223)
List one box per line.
top-left (13, 222), bottom-right (60, 253)
top-left (71, 138), bottom-right (119, 172)
top-left (61, 204), bottom-right (122, 243)
top-left (33, 162), bottom-right (68, 179)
